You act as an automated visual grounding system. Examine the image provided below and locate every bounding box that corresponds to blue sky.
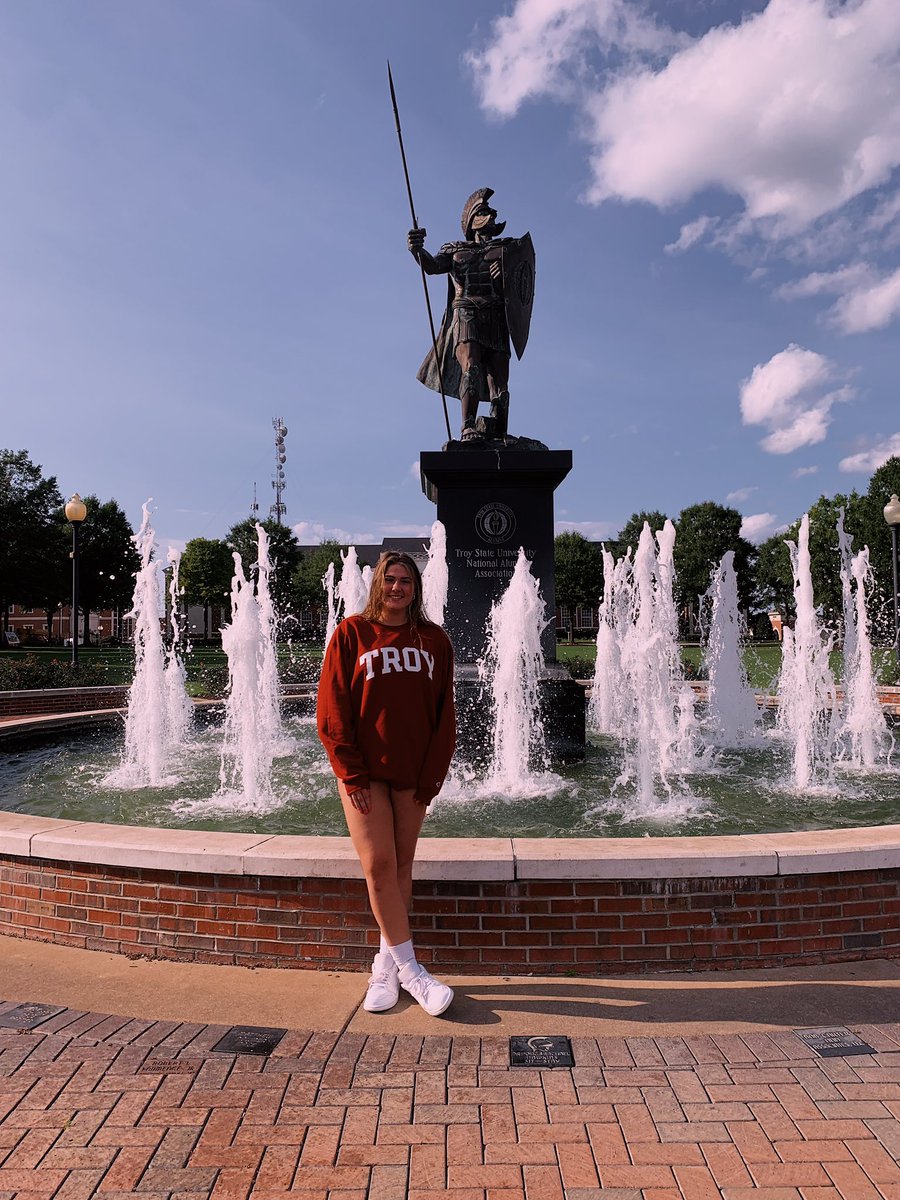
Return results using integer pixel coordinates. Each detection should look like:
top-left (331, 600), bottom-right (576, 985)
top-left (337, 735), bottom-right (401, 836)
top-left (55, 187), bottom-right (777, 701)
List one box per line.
top-left (3, 0), bottom-right (899, 552)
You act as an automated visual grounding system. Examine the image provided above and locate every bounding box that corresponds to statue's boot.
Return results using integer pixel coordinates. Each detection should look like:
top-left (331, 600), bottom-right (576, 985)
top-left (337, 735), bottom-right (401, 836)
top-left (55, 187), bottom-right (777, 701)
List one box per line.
top-left (489, 391), bottom-right (510, 437)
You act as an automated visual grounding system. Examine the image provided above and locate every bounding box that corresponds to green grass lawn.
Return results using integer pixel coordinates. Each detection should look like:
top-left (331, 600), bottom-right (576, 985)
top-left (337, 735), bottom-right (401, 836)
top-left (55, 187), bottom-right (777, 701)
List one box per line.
top-left (4, 639), bottom-right (897, 693)
top-left (0, 644), bottom-right (325, 694)
top-left (556, 640), bottom-right (898, 688)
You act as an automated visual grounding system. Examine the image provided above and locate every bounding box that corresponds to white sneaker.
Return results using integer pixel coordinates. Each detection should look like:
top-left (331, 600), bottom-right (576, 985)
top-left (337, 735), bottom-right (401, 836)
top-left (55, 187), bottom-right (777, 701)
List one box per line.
top-left (363, 952), bottom-right (400, 1013)
top-left (398, 962), bottom-right (454, 1016)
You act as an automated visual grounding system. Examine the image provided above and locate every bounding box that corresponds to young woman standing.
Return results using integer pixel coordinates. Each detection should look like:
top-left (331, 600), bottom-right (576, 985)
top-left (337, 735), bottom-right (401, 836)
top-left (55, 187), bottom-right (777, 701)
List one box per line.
top-left (316, 551), bottom-right (456, 1016)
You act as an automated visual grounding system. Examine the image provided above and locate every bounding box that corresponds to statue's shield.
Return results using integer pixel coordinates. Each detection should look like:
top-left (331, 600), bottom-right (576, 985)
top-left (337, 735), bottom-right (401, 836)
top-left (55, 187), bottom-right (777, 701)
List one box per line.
top-left (503, 232), bottom-right (535, 360)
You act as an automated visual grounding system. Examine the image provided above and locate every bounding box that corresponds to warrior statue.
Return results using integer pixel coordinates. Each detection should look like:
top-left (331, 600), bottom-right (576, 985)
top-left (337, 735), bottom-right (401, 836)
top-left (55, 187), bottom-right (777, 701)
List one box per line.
top-left (408, 188), bottom-right (535, 443)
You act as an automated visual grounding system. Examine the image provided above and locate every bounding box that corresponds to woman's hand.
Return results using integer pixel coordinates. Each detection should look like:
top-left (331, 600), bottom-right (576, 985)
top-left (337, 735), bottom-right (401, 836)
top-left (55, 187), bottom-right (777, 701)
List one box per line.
top-left (349, 787), bottom-right (371, 814)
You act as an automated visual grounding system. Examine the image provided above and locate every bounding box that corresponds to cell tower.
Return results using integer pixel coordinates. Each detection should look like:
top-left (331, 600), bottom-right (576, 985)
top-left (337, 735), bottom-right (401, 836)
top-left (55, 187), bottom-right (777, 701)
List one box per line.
top-left (270, 417), bottom-right (288, 524)
top-left (250, 482), bottom-right (259, 519)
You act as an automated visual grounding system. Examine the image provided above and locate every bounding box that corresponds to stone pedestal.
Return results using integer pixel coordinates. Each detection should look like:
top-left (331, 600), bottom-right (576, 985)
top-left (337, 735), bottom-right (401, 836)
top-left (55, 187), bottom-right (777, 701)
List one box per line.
top-left (420, 444), bottom-right (585, 762)
top-left (420, 445), bottom-right (572, 663)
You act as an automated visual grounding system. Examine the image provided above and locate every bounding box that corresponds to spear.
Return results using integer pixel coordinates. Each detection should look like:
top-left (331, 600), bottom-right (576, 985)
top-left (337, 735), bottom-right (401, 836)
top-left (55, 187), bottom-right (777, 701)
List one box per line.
top-left (388, 62), bottom-right (452, 443)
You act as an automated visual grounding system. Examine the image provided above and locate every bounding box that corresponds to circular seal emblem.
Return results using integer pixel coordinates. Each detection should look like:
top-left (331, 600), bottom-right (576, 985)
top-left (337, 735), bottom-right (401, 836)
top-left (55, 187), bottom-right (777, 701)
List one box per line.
top-left (475, 502), bottom-right (517, 544)
top-left (513, 258), bottom-right (534, 307)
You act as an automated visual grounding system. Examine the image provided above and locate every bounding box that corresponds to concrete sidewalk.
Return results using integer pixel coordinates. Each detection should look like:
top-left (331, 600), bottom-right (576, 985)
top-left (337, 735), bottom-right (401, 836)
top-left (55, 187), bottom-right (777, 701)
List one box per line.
top-left (4, 935), bottom-right (900, 1038)
top-left (3, 937), bottom-right (900, 1199)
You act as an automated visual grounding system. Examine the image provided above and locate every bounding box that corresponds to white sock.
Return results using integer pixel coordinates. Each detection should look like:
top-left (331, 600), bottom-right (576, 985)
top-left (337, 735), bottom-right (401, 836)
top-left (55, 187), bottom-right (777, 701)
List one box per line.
top-left (379, 934), bottom-right (391, 955)
top-left (386, 939), bottom-right (416, 971)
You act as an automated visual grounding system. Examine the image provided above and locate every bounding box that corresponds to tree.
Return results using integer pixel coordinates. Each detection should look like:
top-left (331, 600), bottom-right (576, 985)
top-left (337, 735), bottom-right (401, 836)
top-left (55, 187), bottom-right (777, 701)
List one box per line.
top-left (674, 502), bottom-right (755, 631)
top-left (800, 492), bottom-right (868, 632)
top-left (0, 450), bottom-right (64, 634)
top-left (225, 518), bottom-right (302, 618)
top-left (179, 537), bottom-right (234, 641)
top-left (292, 540), bottom-right (345, 614)
top-left (75, 497), bottom-right (141, 639)
top-left (861, 456), bottom-right (900, 641)
top-left (753, 530), bottom-right (795, 621)
top-left (615, 510), bottom-right (669, 558)
top-left (35, 512), bottom-right (72, 642)
top-left (554, 532), bottom-right (603, 633)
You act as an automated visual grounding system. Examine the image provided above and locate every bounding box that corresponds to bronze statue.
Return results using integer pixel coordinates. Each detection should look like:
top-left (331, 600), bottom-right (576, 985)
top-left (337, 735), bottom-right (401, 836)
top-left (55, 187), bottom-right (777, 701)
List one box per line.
top-left (408, 188), bottom-right (534, 442)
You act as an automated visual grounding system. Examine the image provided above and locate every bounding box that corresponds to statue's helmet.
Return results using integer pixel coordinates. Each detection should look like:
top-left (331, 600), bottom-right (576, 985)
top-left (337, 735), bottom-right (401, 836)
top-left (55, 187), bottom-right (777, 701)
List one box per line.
top-left (461, 187), bottom-right (505, 238)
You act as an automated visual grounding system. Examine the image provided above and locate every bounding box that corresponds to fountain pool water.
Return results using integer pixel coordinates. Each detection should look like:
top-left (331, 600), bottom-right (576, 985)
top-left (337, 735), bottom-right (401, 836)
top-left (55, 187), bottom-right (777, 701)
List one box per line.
top-left (3, 707), bottom-right (899, 839)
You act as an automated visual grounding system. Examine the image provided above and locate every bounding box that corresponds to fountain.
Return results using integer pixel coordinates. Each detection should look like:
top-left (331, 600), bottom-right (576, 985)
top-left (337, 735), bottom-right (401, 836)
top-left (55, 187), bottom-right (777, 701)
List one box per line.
top-left (477, 548), bottom-right (549, 790)
top-left (164, 547), bottom-right (193, 749)
top-left (588, 521), bottom-right (702, 805)
top-left (336, 546), bottom-right (367, 619)
top-left (422, 519), bottom-right (448, 626)
top-left (2, 501), bottom-right (898, 978)
top-left (322, 561), bottom-right (339, 649)
top-left (777, 515), bottom-right (839, 790)
top-left (217, 525), bottom-right (290, 809)
top-left (105, 503), bottom-right (191, 788)
top-left (702, 550), bottom-right (761, 745)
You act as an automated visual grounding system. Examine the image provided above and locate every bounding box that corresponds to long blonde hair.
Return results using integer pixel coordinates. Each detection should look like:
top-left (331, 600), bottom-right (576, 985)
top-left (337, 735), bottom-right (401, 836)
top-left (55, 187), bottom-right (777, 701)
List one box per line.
top-left (360, 551), bottom-right (430, 630)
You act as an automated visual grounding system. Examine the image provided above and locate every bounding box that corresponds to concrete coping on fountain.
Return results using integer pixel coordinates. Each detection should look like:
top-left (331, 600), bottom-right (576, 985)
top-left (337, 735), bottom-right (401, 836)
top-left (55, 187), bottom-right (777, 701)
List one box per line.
top-left (2, 810), bottom-right (900, 881)
top-left (3, 711), bottom-right (900, 883)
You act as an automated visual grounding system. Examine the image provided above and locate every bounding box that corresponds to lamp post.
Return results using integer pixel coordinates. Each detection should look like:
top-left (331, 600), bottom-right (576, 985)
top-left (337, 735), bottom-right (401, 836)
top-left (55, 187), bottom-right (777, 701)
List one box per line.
top-left (885, 493), bottom-right (900, 665)
top-left (65, 494), bottom-right (87, 666)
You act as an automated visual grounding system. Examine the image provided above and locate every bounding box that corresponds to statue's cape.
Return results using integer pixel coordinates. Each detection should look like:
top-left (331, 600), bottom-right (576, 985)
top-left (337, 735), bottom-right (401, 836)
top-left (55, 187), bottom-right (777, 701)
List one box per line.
top-left (416, 276), bottom-right (463, 399)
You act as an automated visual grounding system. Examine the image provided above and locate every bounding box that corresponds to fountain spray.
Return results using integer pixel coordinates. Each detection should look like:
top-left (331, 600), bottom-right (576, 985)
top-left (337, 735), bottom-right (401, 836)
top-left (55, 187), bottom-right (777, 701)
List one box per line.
top-left (777, 514), bottom-right (839, 789)
top-left (422, 520), bottom-right (448, 626)
top-left (588, 546), bottom-right (627, 734)
top-left (164, 547), bottom-right (192, 747)
top-left (322, 561), bottom-right (339, 650)
top-left (842, 547), bottom-right (891, 767)
top-left (702, 551), bottom-right (760, 744)
top-left (337, 546), bottom-right (368, 619)
top-left (109, 503), bottom-right (191, 787)
top-left (478, 548), bottom-right (549, 790)
top-left (589, 522), bottom-right (700, 803)
top-left (218, 524), bottom-right (289, 808)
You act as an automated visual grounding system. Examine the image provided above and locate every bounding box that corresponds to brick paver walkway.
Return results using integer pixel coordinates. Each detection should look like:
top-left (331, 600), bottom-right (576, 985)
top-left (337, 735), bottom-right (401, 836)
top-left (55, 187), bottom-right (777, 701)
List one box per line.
top-left (1, 1002), bottom-right (899, 1199)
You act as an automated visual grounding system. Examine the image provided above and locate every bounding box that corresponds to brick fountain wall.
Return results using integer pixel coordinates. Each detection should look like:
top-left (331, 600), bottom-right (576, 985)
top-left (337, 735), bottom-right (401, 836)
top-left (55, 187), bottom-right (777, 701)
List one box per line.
top-left (0, 853), bottom-right (897, 975)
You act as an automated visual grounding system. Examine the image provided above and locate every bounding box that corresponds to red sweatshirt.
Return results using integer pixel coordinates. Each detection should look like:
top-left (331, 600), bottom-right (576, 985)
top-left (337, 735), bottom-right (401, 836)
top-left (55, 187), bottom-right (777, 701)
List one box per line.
top-left (316, 615), bottom-right (456, 804)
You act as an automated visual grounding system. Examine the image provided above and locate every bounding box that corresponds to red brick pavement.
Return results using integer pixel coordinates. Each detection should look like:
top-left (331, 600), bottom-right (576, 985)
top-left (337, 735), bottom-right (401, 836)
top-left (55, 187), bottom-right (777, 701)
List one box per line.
top-left (0, 1001), bottom-right (899, 1198)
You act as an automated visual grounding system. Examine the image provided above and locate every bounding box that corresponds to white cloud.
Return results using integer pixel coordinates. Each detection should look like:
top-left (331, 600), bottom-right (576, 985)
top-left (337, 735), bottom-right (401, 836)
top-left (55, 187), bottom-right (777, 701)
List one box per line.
top-left (409, 460), bottom-right (421, 481)
top-left (470, 0), bottom-right (900, 245)
top-left (777, 263), bottom-right (874, 301)
top-left (466, 0), bottom-right (680, 119)
top-left (590, 0), bottom-right (900, 234)
top-left (792, 464), bottom-right (820, 478)
top-left (831, 265), bottom-right (900, 333)
top-left (839, 433), bottom-right (900, 472)
top-left (555, 519), bottom-right (617, 540)
top-left (293, 521), bottom-right (366, 544)
top-left (725, 486), bottom-right (756, 504)
top-left (739, 344), bottom-right (853, 455)
top-left (779, 262), bottom-right (900, 333)
top-left (740, 513), bottom-right (779, 542)
top-left (664, 215), bottom-right (718, 255)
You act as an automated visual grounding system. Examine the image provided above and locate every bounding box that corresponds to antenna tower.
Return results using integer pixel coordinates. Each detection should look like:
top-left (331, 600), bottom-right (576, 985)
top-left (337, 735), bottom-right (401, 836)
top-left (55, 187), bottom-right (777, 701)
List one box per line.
top-left (270, 417), bottom-right (288, 524)
top-left (250, 481), bottom-right (259, 519)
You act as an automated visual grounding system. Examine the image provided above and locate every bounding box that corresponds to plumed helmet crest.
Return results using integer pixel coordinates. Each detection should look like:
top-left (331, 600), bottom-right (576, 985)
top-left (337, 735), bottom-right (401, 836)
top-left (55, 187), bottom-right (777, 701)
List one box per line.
top-left (461, 187), bottom-right (494, 238)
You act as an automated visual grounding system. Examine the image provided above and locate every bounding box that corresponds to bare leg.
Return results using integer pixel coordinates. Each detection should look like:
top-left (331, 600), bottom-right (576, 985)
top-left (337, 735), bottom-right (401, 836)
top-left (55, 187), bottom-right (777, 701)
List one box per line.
top-left (390, 786), bottom-right (428, 916)
top-left (338, 780), bottom-right (427, 946)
